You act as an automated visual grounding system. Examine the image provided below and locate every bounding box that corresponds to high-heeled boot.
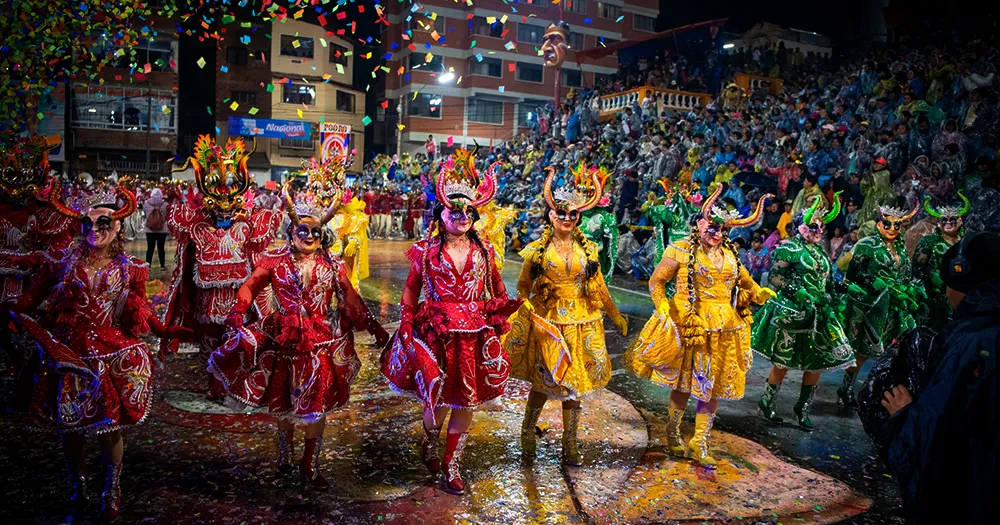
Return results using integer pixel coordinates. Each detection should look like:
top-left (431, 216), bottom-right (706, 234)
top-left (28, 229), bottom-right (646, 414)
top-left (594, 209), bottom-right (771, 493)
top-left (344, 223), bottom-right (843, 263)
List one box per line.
top-left (688, 413), bottom-right (718, 469)
top-left (520, 404), bottom-right (544, 457)
top-left (757, 381), bottom-right (784, 424)
top-left (421, 423), bottom-right (442, 474)
top-left (837, 371), bottom-right (859, 409)
top-left (793, 384), bottom-right (818, 432)
top-left (666, 407), bottom-right (687, 457)
top-left (99, 463), bottom-right (122, 523)
top-left (299, 437), bottom-right (330, 490)
top-left (561, 408), bottom-right (583, 467)
top-left (67, 457), bottom-right (88, 516)
top-left (276, 429), bottom-right (294, 475)
top-left (441, 432), bottom-right (469, 495)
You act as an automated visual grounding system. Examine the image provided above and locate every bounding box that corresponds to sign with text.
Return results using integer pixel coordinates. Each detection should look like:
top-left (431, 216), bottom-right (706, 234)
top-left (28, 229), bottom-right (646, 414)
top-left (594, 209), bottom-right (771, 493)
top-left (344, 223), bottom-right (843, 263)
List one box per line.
top-left (320, 123), bottom-right (351, 163)
top-left (228, 117), bottom-right (311, 139)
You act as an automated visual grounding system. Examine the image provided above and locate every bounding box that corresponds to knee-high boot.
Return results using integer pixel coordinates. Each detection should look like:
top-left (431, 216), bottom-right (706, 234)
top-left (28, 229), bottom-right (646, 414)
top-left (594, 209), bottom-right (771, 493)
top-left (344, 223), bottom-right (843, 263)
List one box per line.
top-left (520, 404), bottom-right (544, 457)
top-left (561, 408), bottom-right (583, 467)
top-left (688, 413), bottom-right (718, 469)
top-left (441, 432), bottom-right (469, 495)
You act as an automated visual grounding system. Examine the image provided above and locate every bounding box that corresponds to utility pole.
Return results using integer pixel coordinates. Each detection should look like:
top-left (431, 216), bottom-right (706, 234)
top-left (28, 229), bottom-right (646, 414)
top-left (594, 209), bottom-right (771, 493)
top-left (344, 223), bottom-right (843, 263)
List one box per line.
top-left (145, 82), bottom-right (152, 180)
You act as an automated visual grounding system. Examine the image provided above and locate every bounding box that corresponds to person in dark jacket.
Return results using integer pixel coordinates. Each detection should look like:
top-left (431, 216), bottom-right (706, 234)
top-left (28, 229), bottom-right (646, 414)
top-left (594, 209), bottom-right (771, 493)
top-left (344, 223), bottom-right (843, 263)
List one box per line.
top-left (860, 231), bottom-right (999, 524)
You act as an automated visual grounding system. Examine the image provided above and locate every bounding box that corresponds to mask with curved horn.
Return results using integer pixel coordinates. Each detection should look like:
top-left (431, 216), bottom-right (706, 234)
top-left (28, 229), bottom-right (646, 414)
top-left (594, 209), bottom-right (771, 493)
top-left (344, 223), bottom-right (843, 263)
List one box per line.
top-left (821, 191), bottom-right (842, 224)
top-left (924, 191), bottom-right (970, 219)
top-left (542, 163), bottom-right (606, 212)
top-left (48, 179), bottom-right (137, 220)
top-left (700, 183), bottom-right (724, 222)
top-left (802, 194), bottom-right (824, 226)
top-left (727, 193), bottom-right (773, 228)
top-left (281, 180), bottom-right (300, 226)
top-left (436, 147), bottom-right (494, 210)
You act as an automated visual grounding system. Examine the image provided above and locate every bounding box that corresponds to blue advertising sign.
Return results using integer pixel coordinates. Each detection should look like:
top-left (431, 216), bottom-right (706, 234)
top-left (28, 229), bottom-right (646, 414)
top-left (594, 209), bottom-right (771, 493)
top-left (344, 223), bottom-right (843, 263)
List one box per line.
top-left (228, 117), bottom-right (312, 139)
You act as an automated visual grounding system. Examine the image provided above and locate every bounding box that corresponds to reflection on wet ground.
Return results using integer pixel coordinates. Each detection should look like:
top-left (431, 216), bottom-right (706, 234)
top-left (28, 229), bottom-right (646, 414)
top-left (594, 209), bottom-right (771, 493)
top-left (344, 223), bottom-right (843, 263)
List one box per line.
top-left (0, 240), bottom-right (901, 524)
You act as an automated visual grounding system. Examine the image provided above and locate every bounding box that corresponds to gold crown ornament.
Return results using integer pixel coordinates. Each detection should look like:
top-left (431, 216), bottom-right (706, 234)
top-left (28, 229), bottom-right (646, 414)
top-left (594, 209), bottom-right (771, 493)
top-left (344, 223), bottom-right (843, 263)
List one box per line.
top-left (173, 134), bottom-right (254, 216)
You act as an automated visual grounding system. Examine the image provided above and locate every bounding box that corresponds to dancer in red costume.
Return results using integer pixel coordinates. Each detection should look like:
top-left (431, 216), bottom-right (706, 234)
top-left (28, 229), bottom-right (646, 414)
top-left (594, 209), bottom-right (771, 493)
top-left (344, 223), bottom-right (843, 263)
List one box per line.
top-left (208, 158), bottom-right (389, 489)
top-left (0, 135), bottom-right (75, 377)
top-left (381, 146), bottom-right (522, 495)
top-left (6, 182), bottom-right (189, 522)
top-left (162, 135), bottom-right (281, 399)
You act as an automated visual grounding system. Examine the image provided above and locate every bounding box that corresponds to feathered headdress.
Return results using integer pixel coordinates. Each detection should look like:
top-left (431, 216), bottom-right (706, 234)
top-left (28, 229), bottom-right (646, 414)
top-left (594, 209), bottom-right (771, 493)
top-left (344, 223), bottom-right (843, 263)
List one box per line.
top-left (49, 179), bottom-right (137, 221)
top-left (700, 183), bottom-right (772, 227)
top-left (436, 144), bottom-right (498, 210)
top-left (923, 192), bottom-right (970, 219)
top-left (0, 134), bottom-right (60, 201)
top-left (172, 134), bottom-right (254, 215)
top-left (802, 191), bottom-right (842, 226)
top-left (543, 162), bottom-right (608, 213)
top-left (301, 155), bottom-right (350, 208)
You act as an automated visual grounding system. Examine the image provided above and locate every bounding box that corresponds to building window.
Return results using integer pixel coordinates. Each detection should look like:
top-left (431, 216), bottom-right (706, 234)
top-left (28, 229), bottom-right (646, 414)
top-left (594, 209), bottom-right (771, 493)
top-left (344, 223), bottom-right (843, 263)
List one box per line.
top-left (282, 83), bottom-right (316, 105)
top-left (597, 2), bottom-right (621, 20)
top-left (230, 91), bottom-right (256, 106)
top-left (566, 0), bottom-right (586, 14)
top-left (467, 56), bottom-right (502, 77)
top-left (407, 93), bottom-right (442, 118)
top-left (408, 53), bottom-right (445, 73)
top-left (226, 46), bottom-right (248, 65)
top-left (336, 90), bottom-right (356, 112)
top-left (518, 99), bottom-right (548, 127)
top-left (72, 85), bottom-right (178, 132)
top-left (471, 16), bottom-right (504, 38)
top-left (567, 32), bottom-right (585, 50)
top-left (516, 62), bottom-right (544, 83)
top-left (103, 39), bottom-right (173, 71)
top-left (518, 24), bottom-right (545, 45)
top-left (279, 138), bottom-right (314, 150)
top-left (329, 43), bottom-right (348, 66)
top-left (280, 35), bottom-right (314, 58)
top-left (527, 0), bottom-right (550, 6)
top-left (561, 69), bottom-right (582, 88)
top-left (467, 99), bottom-right (504, 125)
top-left (633, 14), bottom-right (656, 32)
top-left (409, 15), bottom-right (445, 34)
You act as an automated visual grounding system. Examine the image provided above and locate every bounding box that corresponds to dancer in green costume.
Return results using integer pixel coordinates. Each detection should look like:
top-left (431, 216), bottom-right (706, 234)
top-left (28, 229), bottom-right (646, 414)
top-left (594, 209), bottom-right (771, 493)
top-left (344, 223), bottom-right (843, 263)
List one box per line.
top-left (752, 193), bottom-right (855, 431)
top-left (911, 193), bottom-right (969, 332)
top-left (837, 202), bottom-right (925, 408)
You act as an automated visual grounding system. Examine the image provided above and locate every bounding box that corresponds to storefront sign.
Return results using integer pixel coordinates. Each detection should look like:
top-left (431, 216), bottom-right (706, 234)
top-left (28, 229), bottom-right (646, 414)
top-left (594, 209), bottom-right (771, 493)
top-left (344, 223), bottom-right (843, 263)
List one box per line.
top-left (228, 117), bottom-right (311, 139)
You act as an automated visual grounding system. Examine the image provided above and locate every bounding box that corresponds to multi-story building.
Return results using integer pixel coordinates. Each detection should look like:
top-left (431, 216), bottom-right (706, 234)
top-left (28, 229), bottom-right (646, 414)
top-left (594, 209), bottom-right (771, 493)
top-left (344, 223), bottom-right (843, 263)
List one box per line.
top-left (377, 0), bottom-right (660, 155)
top-left (68, 14), bottom-right (179, 180)
top-left (211, 19), bottom-right (274, 183)
top-left (266, 19), bottom-right (366, 180)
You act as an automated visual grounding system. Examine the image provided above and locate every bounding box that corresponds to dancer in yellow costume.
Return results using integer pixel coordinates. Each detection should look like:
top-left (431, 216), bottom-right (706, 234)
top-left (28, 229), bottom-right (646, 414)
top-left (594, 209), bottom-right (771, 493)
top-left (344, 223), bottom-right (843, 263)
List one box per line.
top-left (474, 201), bottom-right (516, 270)
top-left (624, 183), bottom-right (775, 468)
top-left (331, 198), bottom-right (369, 291)
top-left (507, 162), bottom-right (628, 466)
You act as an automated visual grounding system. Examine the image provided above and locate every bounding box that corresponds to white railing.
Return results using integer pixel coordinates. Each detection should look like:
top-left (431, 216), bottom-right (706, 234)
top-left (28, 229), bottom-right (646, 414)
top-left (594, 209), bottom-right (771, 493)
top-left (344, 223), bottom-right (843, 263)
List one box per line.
top-left (599, 87), bottom-right (711, 120)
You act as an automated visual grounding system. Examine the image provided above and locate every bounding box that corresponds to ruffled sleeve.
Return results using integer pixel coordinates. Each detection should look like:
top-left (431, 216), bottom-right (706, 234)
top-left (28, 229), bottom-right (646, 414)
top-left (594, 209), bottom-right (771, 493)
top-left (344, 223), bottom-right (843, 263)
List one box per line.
top-left (663, 240), bottom-right (692, 265)
top-left (405, 239), bottom-right (429, 265)
top-left (122, 257), bottom-right (153, 336)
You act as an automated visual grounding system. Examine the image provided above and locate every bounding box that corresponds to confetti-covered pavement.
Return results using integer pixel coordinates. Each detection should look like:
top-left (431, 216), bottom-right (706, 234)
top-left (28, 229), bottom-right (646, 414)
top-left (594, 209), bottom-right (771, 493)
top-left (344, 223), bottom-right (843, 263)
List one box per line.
top-left (0, 240), bottom-right (900, 524)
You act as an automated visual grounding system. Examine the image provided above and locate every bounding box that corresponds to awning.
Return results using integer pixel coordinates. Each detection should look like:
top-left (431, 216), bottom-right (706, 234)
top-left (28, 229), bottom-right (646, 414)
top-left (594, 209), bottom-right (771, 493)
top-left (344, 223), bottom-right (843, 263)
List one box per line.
top-left (574, 18), bottom-right (728, 64)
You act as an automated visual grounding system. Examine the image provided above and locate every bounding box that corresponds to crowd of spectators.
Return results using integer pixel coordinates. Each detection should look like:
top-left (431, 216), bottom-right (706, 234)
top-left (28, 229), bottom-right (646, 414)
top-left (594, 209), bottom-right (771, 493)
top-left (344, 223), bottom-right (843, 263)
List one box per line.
top-left (358, 25), bottom-right (1000, 285)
